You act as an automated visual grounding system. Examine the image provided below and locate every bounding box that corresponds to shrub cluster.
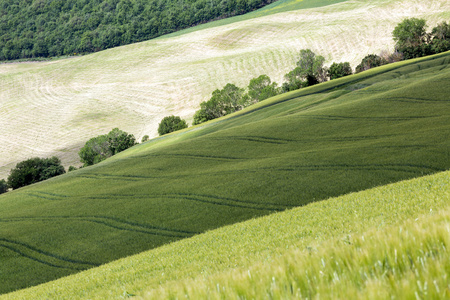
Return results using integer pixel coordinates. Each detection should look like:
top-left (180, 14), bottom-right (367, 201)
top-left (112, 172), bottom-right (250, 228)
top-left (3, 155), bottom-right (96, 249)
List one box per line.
top-left (78, 128), bottom-right (137, 166)
top-left (6, 156), bottom-right (65, 190)
top-left (393, 18), bottom-right (450, 59)
top-left (158, 116), bottom-right (188, 136)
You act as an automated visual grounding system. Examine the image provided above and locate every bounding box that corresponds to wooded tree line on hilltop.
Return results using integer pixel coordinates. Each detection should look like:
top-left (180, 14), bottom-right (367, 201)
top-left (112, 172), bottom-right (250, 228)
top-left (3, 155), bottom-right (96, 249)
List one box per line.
top-left (192, 18), bottom-right (450, 125)
top-left (0, 0), bottom-right (276, 60)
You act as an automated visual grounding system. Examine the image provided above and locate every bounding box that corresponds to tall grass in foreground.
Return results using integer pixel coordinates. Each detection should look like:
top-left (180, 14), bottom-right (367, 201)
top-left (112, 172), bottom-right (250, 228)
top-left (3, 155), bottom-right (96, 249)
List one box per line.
top-left (5, 171), bottom-right (450, 299)
top-left (144, 206), bottom-right (450, 299)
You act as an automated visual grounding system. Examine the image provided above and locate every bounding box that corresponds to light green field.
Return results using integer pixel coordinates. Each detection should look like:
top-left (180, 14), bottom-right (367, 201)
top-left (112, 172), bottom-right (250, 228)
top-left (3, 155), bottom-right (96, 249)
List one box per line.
top-left (4, 169), bottom-right (449, 299)
top-left (0, 51), bottom-right (449, 294)
top-left (0, 0), bottom-right (448, 179)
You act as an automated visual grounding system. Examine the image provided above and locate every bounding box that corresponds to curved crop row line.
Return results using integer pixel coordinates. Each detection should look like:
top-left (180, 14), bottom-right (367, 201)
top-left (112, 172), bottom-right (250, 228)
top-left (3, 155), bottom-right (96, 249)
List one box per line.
top-left (85, 194), bottom-right (288, 212)
top-left (141, 153), bottom-right (246, 161)
top-left (189, 163), bottom-right (445, 178)
top-left (0, 216), bottom-right (197, 237)
top-left (0, 238), bottom-right (98, 270)
top-left (382, 96), bottom-right (450, 103)
top-left (87, 193), bottom-right (293, 209)
top-left (299, 115), bottom-right (440, 121)
top-left (212, 134), bottom-right (404, 144)
top-left (72, 163), bottom-right (444, 185)
top-left (0, 244), bottom-right (83, 270)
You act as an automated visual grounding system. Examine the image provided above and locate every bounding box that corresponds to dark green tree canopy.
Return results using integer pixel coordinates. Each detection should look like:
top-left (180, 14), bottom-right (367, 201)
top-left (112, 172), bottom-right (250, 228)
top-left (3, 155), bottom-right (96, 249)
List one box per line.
top-left (392, 18), bottom-right (431, 59)
top-left (393, 18), bottom-right (428, 49)
top-left (79, 128), bottom-right (137, 166)
top-left (0, 179), bottom-right (7, 194)
top-left (193, 83), bottom-right (244, 125)
top-left (158, 116), bottom-right (188, 136)
top-left (0, 0), bottom-right (277, 61)
top-left (328, 62), bottom-right (352, 80)
top-left (430, 21), bottom-right (450, 54)
top-left (247, 75), bottom-right (279, 102)
top-left (7, 157), bottom-right (65, 190)
top-left (283, 49), bottom-right (327, 91)
top-left (355, 54), bottom-right (387, 73)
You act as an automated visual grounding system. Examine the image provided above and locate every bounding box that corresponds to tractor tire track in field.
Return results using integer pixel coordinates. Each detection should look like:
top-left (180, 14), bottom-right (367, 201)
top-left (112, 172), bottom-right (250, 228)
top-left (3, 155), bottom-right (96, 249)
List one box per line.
top-left (298, 115), bottom-right (441, 121)
top-left (211, 136), bottom-right (294, 144)
top-left (0, 238), bottom-right (98, 270)
top-left (86, 194), bottom-right (291, 211)
top-left (69, 161), bottom-right (444, 183)
top-left (382, 97), bottom-right (450, 103)
top-left (0, 216), bottom-right (198, 238)
top-left (189, 163), bottom-right (445, 177)
top-left (22, 190), bottom-right (291, 211)
top-left (211, 134), bottom-right (403, 144)
top-left (140, 153), bottom-right (246, 161)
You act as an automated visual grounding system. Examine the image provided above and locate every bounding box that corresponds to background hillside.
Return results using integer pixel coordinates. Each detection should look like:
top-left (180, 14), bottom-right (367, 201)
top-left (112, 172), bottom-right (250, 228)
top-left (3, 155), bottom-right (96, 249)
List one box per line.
top-left (0, 0), bottom-right (449, 179)
top-left (0, 0), bottom-right (278, 60)
top-left (0, 51), bottom-right (449, 294)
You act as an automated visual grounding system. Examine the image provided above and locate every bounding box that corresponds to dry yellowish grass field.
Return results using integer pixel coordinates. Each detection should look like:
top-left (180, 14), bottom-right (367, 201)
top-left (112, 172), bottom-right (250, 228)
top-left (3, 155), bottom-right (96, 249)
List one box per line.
top-left (0, 0), bottom-right (449, 178)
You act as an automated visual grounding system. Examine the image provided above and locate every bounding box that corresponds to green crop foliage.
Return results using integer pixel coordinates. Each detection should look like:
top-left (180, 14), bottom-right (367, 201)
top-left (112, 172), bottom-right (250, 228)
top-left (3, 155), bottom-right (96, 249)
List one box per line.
top-left (0, 52), bottom-right (449, 294)
top-left (5, 169), bottom-right (450, 299)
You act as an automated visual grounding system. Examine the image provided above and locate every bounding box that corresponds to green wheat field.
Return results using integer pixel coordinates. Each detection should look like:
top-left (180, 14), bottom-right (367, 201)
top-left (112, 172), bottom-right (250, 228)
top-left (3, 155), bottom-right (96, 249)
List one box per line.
top-left (1, 50), bottom-right (449, 298)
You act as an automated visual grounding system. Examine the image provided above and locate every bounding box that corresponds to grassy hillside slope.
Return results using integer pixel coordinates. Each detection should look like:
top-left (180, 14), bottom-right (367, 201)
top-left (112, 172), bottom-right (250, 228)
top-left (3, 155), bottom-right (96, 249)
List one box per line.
top-left (0, 0), bottom-right (448, 178)
top-left (0, 52), bottom-right (449, 294)
top-left (4, 169), bottom-right (449, 299)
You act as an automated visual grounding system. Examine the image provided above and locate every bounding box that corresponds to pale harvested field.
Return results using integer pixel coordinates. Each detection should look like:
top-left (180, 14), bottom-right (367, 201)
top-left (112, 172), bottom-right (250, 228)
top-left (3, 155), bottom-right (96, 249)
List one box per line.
top-left (0, 0), bottom-right (449, 178)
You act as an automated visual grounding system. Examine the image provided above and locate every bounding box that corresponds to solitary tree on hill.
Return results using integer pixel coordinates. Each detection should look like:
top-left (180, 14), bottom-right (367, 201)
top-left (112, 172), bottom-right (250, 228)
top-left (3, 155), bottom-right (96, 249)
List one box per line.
top-left (158, 116), bottom-right (188, 136)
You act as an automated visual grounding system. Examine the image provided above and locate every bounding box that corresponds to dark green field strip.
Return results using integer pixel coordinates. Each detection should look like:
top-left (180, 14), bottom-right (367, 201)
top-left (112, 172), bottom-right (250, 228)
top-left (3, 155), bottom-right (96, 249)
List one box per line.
top-left (0, 216), bottom-right (198, 238)
top-left (109, 193), bottom-right (291, 211)
top-left (211, 134), bottom-right (404, 144)
top-left (0, 238), bottom-right (98, 270)
top-left (78, 173), bottom-right (153, 181)
top-left (298, 114), bottom-right (441, 121)
top-left (381, 97), bottom-right (450, 103)
top-left (140, 153), bottom-right (247, 161)
top-left (186, 163), bottom-right (444, 177)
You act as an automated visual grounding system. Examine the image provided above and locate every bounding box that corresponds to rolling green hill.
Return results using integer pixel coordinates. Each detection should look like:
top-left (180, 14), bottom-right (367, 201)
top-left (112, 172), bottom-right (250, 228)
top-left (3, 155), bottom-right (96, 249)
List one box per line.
top-left (4, 168), bottom-right (450, 299)
top-left (1, 0), bottom-right (448, 179)
top-left (0, 51), bottom-right (449, 294)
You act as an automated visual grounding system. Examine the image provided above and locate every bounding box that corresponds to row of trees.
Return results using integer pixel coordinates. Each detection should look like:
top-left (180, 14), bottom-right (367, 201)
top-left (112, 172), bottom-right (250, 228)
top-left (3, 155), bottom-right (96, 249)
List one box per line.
top-left (0, 119), bottom-right (192, 195)
top-left (191, 18), bottom-right (450, 125)
top-left (0, 127), bottom-right (139, 194)
top-left (0, 0), bottom-right (277, 61)
top-left (191, 49), bottom-right (354, 125)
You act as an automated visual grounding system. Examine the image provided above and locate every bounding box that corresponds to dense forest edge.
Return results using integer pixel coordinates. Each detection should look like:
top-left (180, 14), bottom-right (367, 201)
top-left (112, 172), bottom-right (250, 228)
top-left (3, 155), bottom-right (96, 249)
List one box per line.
top-left (0, 0), bottom-right (277, 61)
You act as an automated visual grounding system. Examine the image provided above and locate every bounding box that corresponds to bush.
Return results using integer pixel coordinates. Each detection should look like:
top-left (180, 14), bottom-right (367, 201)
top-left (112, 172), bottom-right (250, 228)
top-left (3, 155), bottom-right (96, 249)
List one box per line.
top-left (393, 18), bottom-right (429, 59)
top-left (247, 75), bottom-right (279, 102)
top-left (68, 166), bottom-right (78, 172)
top-left (282, 49), bottom-right (327, 91)
top-left (79, 128), bottom-right (137, 166)
top-left (328, 62), bottom-right (352, 80)
top-left (193, 83), bottom-right (245, 125)
top-left (430, 21), bottom-right (450, 54)
top-left (7, 157), bottom-right (65, 189)
top-left (0, 179), bottom-right (7, 194)
top-left (158, 116), bottom-right (188, 136)
top-left (141, 135), bottom-right (149, 143)
top-left (355, 54), bottom-right (387, 73)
